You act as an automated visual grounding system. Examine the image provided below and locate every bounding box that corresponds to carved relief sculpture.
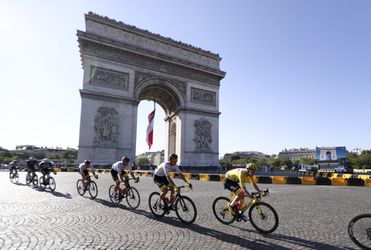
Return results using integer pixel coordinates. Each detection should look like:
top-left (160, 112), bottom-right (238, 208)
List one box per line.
top-left (94, 107), bottom-right (119, 145)
top-left (193, 118), bottom-right (212, 151)
top-left (191, 87), bottom-right (216, 106)
top-left (89, 66), bottom-right (129, 90)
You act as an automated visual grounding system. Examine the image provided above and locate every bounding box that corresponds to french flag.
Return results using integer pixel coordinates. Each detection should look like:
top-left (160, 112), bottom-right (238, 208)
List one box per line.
top-left (146, 110), bottom-right (155, 149)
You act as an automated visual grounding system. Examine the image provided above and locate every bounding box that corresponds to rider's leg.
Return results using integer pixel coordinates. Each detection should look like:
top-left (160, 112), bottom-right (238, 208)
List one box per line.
top-left (82, 174), bottom-right (88, 189)
top-left (159, 185), bottom-right (168, 201)
top-left (230, 189), bottom-right (244, 207)
top-left (114, 179), bottom-right (123, 194)
top-left (122, 175), bottom-right (129, 194)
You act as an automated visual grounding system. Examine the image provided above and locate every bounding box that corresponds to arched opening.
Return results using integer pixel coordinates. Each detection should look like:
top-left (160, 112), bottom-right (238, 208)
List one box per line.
top-left (137, 83), bottom-right (182, 115)
top-left (135, 82), bottom-right (183, 163)
top-left (135, 100), bottom-right (166, 155)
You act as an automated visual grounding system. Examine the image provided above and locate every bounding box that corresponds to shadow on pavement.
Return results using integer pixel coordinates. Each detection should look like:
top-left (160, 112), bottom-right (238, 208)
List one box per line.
top-left (126, 208), bottom-right (343, 250)
top-left (93, 197), bottom-right (128, 209)
top-left (34, 188), bottom-right (73, 199)
top-left (261, 233), bottom-right (351, 250)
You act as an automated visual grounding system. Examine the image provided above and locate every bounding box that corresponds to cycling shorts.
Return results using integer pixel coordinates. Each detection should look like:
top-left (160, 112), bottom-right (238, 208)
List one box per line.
top-left (27, 166), bottom-right (36, 172)
top-left (40, 168), bottom-right (50, 175)
top-left (154, 175), bottom-right (169, 189)
top-left (224, 179), bottom-right (241, 193)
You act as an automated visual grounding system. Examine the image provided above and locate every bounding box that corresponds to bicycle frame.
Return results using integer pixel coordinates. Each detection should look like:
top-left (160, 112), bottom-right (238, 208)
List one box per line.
top-left (163, 185), bottom-right (190, 210)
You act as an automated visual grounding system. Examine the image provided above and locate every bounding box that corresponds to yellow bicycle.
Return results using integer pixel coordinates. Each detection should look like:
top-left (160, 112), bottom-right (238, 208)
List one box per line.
top-left (212, 189), bottom-right (279, 234)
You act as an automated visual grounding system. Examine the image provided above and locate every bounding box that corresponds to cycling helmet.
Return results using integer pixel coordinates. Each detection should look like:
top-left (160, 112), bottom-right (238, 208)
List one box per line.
top-left (84, 160), bottom-right (91, 165)
top-left (169, 153), bottom-right (178, 161)
top-left (122, 156), bottom-right (130, 162)
top-left (246, 163), bottom-right (257, 172)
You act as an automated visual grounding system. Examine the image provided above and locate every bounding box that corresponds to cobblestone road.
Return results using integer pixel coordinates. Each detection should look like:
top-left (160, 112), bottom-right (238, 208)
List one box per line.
top-left (0, 172), bottom-right (369, 249)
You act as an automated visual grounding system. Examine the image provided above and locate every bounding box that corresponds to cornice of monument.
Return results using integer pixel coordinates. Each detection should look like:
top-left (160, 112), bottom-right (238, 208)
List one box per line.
top-left (79, 89), bottom-right (139, 105)
top-left (85, 12), bottom-right (221, 60)
top-left (172, 106), bottom-right (221, 118)
top-left (77, 33), bottom-right (224, 85)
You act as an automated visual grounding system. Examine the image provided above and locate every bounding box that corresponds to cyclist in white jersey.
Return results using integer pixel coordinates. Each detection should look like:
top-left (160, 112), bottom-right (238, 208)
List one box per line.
top-left (111, 156), bottom-right (138, 195)
top-left (78, 160), bottom-right (97, 189)
top-left (153, 154), bottom-right (190, 206)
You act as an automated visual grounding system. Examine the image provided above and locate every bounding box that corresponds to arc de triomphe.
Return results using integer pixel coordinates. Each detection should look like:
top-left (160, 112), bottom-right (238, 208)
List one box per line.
top-left (77, 13), bottom-right (225, 166)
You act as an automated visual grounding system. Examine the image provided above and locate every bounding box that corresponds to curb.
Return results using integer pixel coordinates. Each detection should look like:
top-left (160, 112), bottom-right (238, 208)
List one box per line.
top-left (68, 169), bottom-right (371, 187)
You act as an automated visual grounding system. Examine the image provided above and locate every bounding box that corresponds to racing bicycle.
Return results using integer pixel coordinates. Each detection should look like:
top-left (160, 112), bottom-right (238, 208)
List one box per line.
top-left (348, 213), bottom-right (371, 249)
top-left (9, 171), bottom-right (19, 184)
top-left (109, 177), bottom-right (141, 209)
top-left (39, 171), bottom-right (57, 191)
top-left (26, 171), bottom-right (38, 187)
top-left (212, 189), bottom-right (279, 234)
top-left (149, 185), bottom-right (197, 224)
top-left (77, 174), bottom-right (99, 199)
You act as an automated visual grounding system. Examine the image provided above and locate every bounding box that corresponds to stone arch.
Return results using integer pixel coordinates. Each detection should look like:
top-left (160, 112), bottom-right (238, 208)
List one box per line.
top-left (134, 77), bottom-right (185, 115)
top-left (77, 13), bottom-right (225, 166)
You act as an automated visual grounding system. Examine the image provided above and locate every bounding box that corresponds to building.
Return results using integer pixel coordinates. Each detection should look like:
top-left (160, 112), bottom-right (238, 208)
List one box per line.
top-left (136, 150), bottom-right (164, 166)
top-left (278, 148), bottom-right (316, 162)
top-left (12, 145), bottom-right (76, 158)
top-left (223, 151), bottom-right (269, 161)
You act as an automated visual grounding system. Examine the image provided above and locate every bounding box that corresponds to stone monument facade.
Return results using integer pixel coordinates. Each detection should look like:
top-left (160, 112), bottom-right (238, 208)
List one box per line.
top-left (77, 12), bottom-right (225, 165)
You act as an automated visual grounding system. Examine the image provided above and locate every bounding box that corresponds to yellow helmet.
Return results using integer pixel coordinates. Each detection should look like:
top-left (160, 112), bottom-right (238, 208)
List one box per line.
top-left (246, 163), bottom-right (257, 172)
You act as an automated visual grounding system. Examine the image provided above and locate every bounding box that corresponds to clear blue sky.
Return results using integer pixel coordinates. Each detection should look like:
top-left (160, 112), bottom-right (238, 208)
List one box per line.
top-left (1, 0), bottom-right (370, 156)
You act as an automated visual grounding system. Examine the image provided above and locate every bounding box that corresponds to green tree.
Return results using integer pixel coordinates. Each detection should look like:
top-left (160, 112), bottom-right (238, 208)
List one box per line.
top-left (0, 147), bottom-right (12, 158)
top-left (267, 156), bottom-right (281, 169)
top-left (229, 154), bottom-right (240, 162)
top-left (282, 158), bottom-right (293, 168)
top-left (257, 157), bottom-right (268, 167)
top-left (301, 158), bottom-right (316, 165)
top-left (137, 157), bottom-right (150, 165)
top-left (63, 150), bottom-right (78, 160)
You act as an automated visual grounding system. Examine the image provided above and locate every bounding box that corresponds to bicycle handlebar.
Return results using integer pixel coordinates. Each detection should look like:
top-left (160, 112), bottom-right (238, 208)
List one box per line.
top-left (251, 189), bottom-right (269, 198)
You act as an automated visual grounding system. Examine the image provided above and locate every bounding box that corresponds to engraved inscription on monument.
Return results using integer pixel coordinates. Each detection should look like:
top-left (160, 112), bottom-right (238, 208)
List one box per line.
top-left (191, 87), bottom-right (216, 106)
top-left (193, 118), bottom-right (212, 151)
top-left (89, 66), bottom-right (129, 90)
top-left (94, 107), bottom-right (120, 145)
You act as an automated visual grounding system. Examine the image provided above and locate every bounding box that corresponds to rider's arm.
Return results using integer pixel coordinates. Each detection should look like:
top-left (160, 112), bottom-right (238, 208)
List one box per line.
top-left (166, 174), bottom-right (176, 188)
top-left (119, 172), bottom-right (125, 182)
top-left (251, 179), bottom-right (261, 193)
top-left (241, 173), bottom-right (252, 198)
top-left (179, 173), bottom-right (188, 183)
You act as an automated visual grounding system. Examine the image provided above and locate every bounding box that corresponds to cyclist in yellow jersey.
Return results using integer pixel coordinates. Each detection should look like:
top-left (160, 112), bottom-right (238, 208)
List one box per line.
top-left (224, 163), bottom-right (265, 215)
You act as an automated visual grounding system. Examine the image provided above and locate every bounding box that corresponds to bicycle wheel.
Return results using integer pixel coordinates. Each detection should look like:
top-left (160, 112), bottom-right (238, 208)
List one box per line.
top-left (32, 174), bottom-right (38, 188)
top-left (148, 192), bottom-right (167, 217)
top-left (212, 197), bottom-right (236, 225)
top-left (88, 181), bottom-right (98, 199)
top-left (26, 173), bottom-right (31, 185)
top-left (248, 201), bottom-right (279, 234)
top-left (76, 179), bottom-right (86, 196)
top-left (109, 185), bottom-right (120, 204)
top-left (10, 173), bottom-right (19, 184)
top-left (39, 177), bottom-right (46, 189)
top-left (126, 186), bottom-right (140, 209)
top-left (175, 195), bottom-right (197, 224)
top-left (348, 213), bottom-right (371, 249)
top-left (48, 177), bottom-right (56, 191)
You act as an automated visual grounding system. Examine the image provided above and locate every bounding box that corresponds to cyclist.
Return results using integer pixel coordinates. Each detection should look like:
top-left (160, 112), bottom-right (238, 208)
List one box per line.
top-left (153, 153), bottom-right (191, 207)
top-left (8, 160), bottom-right (19, 179)
top-left (78, 160), bottom-right (97, 190)
top-left (224, 163), bottom-right (265, 215)
top-left (39, 158), bottom-right (54, 185)
top-left (111, 156), bottom-right (139, 198)
top-left (26, 157), bottom-right (38, 181)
